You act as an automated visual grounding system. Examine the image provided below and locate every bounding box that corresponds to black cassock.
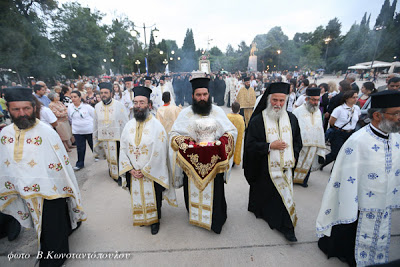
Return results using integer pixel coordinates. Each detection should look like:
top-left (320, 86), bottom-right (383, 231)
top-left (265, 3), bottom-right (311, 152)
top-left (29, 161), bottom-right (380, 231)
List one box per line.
top-left (243, 112), bottom-right (302, 233)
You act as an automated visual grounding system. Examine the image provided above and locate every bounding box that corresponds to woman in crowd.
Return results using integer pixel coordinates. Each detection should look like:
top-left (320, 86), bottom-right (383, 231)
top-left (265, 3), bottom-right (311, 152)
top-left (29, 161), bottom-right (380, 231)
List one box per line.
top-left (68, 90), bottom-right (94, 171)
top-left (287, 79), bottom-right (297, 112)
top-left (357, 81), bottom-right (376, 108)
top-left (54, 85), bottom-right (63, 102)
top-left (61, 85), bottom-right (72, 108)
top-left (94, 92), bottom-right (101, 104)
top-left (320, 90), bottom-right (360, 170)
top-left (327, 81), bottom-right (338, 99)
top-left (113, 83), bottom-right (123, 102)
top-left (48, 92), bottom-right (74, 152)
top-left (76, 82), bottom-right (86, 101)
top-left (84, 83), bottom-right (96, 107)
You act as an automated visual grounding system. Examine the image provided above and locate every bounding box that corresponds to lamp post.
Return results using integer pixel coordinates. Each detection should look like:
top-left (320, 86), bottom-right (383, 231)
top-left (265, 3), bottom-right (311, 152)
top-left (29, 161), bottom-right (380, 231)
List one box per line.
top-left (135, 60), bottom-right (141, 74)
top-left (131, 23), bottom-right (159, 75)
top-left (324, 37), bottom-right (332, 69)
top-left (370, 26), bottom-right (385, 74)
top-left (277, 50), bottom-right (281, 71)
top-left (60, 53), bottom-right (77, 77)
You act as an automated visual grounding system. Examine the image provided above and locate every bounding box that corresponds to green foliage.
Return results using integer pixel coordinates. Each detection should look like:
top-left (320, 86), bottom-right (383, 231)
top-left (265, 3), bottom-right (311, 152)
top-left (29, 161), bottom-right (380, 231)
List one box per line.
top-left (51, 2), bottom-right (108, 77)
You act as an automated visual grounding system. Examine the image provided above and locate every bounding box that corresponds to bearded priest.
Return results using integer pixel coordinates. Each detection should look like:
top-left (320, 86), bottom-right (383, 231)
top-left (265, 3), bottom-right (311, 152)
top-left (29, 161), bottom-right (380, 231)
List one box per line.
top-left (235, 77), bottom-right (256, 128)
top-left (316, 90), bottom-right (400, 266)
top-left (292, 87), bottom-right (326, 188)
top-left (169, 75), bottom-right (237, 234)
top-left (118, 86), bottom-right (177, 235)
top-left (93, 82), bottom-right (128, 185)
top-left (243, 82), bottom-right (302, 242)
top-left (1, 87), bottom-right (86, 266)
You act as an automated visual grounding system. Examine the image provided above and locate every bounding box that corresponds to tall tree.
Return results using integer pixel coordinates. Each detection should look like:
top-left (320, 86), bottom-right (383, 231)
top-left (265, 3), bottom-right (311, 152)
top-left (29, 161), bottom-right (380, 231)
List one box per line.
top-left (181, 28), bottom-right (196, 71)
top-left (52, 2), bottom-right (108, 76)
top-left (0, 0), bottom-right (58, 83)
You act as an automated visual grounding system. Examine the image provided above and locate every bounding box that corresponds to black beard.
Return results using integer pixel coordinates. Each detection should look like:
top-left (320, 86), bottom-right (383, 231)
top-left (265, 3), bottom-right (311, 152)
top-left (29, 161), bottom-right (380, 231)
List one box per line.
top-left (191, 97), bottom-right (212, 116)
top-left (245, 85), bottom-right (250, 89)
top-left (133, 107), bottom-right (149, 122)
top-left (11, 112), bottom-right (37, 129)
top-left (102, 97), bottom-right (112, 105)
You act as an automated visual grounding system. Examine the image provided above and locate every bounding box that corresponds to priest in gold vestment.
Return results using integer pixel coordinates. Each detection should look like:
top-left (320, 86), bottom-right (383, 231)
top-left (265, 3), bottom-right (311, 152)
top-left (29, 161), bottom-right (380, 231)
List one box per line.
top-left (156, 92), bottom-right (181, 133)
top-left (235, 77), bottom-right (256, 127)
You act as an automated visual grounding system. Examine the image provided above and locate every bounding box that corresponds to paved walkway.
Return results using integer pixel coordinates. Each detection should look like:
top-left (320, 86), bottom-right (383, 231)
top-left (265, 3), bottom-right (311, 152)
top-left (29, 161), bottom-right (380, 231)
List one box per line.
top-left (1, 75), bottom-right (398, 266)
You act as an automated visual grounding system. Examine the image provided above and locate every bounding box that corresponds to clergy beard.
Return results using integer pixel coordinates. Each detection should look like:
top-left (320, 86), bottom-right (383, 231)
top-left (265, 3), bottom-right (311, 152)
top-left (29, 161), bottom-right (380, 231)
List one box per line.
top-left (192, 97), bottom-right (212, 116)
top-left (378, 117), bottom-right (400, 133)
top-left (245, 85), bottom-right (250, 89)
top-left (305, 101), bottom-right (319, 113)
top-left (11, 112), bottom-right (36, 129)
top-left (266, 95), bottom-right (287, 121)
top-left (102, 97), bottom-right (112, 105)
top-left (133, 106), bottom-right (149, 122)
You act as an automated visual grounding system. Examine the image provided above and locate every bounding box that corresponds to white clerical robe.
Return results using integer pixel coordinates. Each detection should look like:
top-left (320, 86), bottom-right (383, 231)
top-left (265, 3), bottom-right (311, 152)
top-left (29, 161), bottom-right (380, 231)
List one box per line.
top-left (119, 115), bottom-right (177, 226)
top-left (292, 104), bottom-right (326, 183)
top-left (93, 99), bottom-right (128, 179)
top-left (121, 89), bottom-right (135, 119)
top-left (0, 120), bottom-right (86, 246)
top-left (169, 105), bottom-right (237, 229)
top-left (316, 125), bottom-right (400, 266)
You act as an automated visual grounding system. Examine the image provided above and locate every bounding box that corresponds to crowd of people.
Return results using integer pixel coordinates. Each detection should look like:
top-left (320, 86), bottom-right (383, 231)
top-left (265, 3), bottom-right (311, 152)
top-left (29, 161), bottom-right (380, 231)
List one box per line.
top-left (0, 69), bottom-right (399, 267)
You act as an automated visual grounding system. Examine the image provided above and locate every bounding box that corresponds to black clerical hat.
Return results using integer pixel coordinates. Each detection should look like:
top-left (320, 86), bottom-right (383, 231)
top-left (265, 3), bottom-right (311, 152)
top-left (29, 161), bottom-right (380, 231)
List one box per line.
top-left (268, 82), bottom-right (290, 95)
top-left (190, 77), bottom-right (210, 92)
top-left (244, 77), bottom-right (250, 82)
top-left (145, 76), bottom-right (152, 81)
top-left (306, 87), bottom-right (321, 96)
top-left (371, 90), bottom-right (400, 108)
top-left (133, 86), bottom-right (152, 99)
top-left (124, 77), bottom-right (133, 82)
top-left (160, 76), bottom-right (165, 81)
top-left (4, 87), bottom-right (34, 102)
top-left (98, 82), bottom-right (113, 91)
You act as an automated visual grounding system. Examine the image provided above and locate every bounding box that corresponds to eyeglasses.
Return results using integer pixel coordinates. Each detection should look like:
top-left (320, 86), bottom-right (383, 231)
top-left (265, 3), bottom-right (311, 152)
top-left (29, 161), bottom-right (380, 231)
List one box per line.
top-left (383, 112), bottom-right (400, 117)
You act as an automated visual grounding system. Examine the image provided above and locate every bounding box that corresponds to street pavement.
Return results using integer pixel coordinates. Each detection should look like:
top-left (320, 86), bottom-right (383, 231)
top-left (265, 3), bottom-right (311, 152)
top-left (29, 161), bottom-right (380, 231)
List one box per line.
top-left (1, 75), bottom-right (398, 266)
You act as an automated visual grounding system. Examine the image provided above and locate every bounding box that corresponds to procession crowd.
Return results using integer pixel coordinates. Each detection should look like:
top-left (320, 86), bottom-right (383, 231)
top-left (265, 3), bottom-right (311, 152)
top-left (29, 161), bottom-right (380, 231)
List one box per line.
top-left (0, 69), bottom-right (399, 267)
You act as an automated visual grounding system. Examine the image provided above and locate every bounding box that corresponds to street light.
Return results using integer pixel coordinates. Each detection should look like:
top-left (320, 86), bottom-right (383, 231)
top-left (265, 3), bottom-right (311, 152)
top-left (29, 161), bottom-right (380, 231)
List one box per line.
top-left (171, 50), bottom-right (175, 55)
top-left (277, 50), bottom-right (281, 71)
top-left (177, 57), bottom-right (181, 61)
top-left (135, 60), bottom-right (141, 73)
top-left (103, 59), bottom-right (107, 63)
top-left (111, 58), bottom-right (114, 62)
top-left (60, 53), bottom-right (77, 77)
top-left (324, 37), bottom-right (332, 69)
top-left (170, 57), bottom-right (173, 61)
top-left (370, 26), bottom-right (385, 76)
top-left (163, 59), bottom-right (168, 65)
top-left (159, 50), bottom-right (164, 55)
top-left (131, 23), bottom-right (159, 74)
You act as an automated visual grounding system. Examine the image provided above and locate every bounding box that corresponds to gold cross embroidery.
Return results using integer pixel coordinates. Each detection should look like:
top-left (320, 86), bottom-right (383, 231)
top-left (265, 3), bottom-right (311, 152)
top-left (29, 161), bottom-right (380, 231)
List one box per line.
top-left (28, 160), bottom-right (37, 168)
top-left (53, 144), bottom-right (60, 150)
top-left (4, 160), bottom-right (10, 167)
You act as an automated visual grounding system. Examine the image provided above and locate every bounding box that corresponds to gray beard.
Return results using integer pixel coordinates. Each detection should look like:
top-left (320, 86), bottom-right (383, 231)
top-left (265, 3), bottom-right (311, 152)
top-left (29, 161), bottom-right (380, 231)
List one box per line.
top-left (378, 117), bottom-right (400, 133)
top-left (266, 104), bottom-right (284, 121)
top-left (305, 102), bottom-right (319, 113)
